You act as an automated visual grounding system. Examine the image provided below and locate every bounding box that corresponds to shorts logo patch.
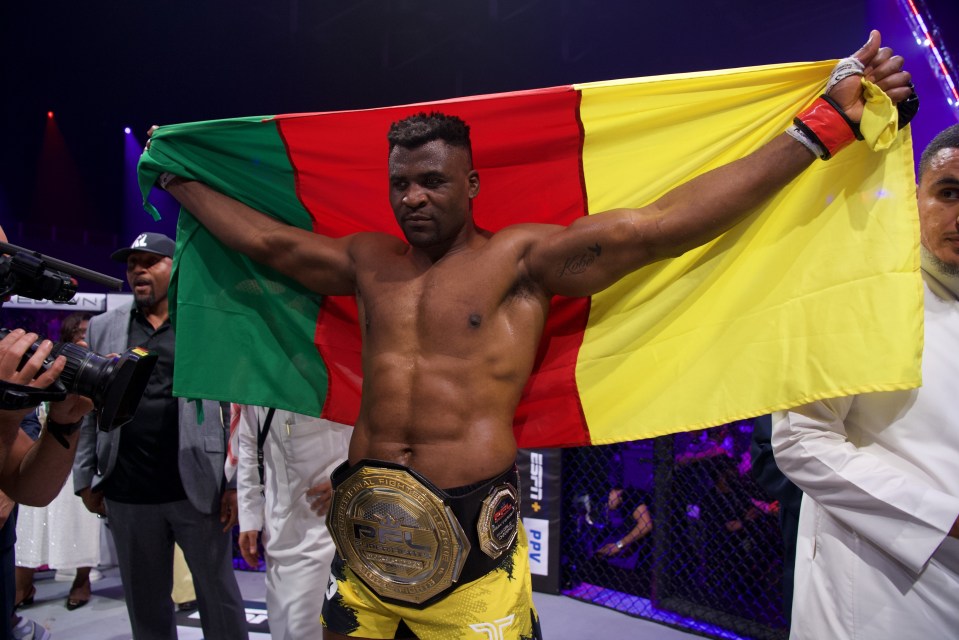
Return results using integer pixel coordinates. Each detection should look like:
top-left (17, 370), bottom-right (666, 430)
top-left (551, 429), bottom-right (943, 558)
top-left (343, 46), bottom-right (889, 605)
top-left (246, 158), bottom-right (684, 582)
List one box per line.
top-left (469, 614), bottom-right (515, 639)
top-left (326, 574), bottom-right (338, 601)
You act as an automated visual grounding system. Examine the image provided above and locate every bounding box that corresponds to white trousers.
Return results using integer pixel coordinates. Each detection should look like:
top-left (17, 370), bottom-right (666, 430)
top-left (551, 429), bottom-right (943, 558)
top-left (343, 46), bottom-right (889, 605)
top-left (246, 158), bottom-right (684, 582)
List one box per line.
top-left (244, 410), bottom-right (350, 640)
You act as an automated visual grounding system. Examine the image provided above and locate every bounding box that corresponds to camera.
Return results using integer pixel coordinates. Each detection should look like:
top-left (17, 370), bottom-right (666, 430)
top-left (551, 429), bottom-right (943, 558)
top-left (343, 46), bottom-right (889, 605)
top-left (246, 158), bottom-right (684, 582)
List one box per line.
top-left (0, 246), bottom-right (77, 304)
top-left (1, 241), bottom-right (157, 431)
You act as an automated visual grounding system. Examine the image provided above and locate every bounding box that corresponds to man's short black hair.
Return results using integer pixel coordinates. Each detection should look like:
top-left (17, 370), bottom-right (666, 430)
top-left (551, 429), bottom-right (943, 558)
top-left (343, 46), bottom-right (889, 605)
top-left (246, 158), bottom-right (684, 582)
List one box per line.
top-left (918, 124), bottom-right (959, 182)
top-left (387, 112), bottom-right (472, 163)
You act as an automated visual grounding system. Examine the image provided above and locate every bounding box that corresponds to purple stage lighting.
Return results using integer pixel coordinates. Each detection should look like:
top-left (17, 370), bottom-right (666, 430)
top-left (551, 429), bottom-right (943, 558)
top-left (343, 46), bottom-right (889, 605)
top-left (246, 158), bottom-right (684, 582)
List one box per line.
top-left (123, 130), bottom-right (178, 241)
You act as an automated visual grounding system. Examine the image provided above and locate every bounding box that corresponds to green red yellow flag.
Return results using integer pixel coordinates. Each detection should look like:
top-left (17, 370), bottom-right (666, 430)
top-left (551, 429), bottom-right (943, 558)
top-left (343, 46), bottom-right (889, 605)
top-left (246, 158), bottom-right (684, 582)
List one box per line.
top-left (138, 60), bottom-right (923, 448)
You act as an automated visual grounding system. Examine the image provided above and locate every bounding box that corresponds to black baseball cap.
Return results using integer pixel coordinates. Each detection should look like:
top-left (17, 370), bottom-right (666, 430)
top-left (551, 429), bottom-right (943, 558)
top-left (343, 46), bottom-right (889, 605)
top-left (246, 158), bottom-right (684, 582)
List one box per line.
top-left (110, 232), bottom-right (175, 263)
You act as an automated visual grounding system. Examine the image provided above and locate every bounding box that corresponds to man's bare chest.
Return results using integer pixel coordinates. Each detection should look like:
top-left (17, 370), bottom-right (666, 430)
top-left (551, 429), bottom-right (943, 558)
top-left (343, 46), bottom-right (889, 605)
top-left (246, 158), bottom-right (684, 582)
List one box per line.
top-left (355, 256), bottom-right (544, 343)
top-left (358, 274), bottom-right (500, 337)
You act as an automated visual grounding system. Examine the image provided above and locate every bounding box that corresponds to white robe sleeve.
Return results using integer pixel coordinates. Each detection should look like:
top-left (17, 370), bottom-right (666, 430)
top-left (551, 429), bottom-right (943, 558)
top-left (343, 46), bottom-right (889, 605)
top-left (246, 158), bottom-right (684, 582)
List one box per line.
top-left (236, 404), bottom-right (266, 533)
top-left (772, 399), bottom-right (959, 575)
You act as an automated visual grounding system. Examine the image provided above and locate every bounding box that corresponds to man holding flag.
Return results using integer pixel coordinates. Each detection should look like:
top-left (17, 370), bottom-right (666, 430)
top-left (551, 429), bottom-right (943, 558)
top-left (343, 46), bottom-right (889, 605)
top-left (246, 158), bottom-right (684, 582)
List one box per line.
top-left (151, 31), bottom-right (912, 640)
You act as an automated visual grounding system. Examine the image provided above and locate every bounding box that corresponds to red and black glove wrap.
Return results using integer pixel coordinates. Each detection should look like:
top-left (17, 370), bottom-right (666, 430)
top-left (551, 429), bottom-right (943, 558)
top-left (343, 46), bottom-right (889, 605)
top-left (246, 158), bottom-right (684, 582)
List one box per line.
top-left (793, 95), bottom-right (863, 160)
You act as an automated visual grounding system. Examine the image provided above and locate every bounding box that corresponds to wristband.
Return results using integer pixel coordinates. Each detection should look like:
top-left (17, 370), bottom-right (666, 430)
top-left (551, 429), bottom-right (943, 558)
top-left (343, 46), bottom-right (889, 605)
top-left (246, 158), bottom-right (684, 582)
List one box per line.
top-left (824, 56), bottom-right (865, 94)
top-left (46, 417), bottom-right (82, 449)
top-left (615, 540), bottom-right (624, 550)
top-left (156, 172), bottom-right (179, 190)
top-left (793, 96), bottom-right (862, 160)
top-left (785, 125), bottom-right (826, 159)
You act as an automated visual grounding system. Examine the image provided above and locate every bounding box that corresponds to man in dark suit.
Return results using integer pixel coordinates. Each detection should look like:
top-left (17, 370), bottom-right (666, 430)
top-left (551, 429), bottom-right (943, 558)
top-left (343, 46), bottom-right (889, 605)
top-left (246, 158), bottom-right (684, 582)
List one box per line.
top-left (73, 232), bottom-right (248, 640)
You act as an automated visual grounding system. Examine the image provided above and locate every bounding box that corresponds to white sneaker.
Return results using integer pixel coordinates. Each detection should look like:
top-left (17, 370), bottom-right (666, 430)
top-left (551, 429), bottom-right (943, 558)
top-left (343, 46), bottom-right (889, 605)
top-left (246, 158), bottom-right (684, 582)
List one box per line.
top-left (11, 617), bottom-right (52, 640)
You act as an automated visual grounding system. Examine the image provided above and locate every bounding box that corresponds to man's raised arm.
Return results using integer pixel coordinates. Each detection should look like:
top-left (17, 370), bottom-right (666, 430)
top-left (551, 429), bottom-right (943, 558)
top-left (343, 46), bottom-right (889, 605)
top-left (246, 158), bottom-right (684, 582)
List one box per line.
top-left (529, 30), bottom-right (913, 298)
top-left (154, 164), bottom-right (357, 296)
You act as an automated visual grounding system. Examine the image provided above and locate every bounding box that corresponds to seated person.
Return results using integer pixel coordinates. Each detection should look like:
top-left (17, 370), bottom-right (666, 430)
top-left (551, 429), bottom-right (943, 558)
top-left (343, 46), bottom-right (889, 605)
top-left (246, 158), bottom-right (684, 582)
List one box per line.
top-left (594, 486), bottom-right (653, 563)
top-left (589, 486), bottom-right (654, 597)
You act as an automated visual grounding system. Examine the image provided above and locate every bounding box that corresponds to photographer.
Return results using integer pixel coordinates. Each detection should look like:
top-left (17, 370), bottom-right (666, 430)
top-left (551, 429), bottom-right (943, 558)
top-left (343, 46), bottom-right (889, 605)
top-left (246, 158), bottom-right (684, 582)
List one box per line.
top-left (0, 329), bottom-right (92, 504)
top-left (0, 226), bottom-right (93, 505)
top-left (1, 225), bottom-right (95, 640)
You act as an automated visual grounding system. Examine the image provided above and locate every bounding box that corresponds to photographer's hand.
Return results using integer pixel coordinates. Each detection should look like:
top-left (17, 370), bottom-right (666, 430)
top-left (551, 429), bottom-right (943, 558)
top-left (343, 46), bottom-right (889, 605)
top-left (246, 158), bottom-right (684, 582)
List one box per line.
top-left (0, 329), bottom-right (66, 404)
top-left (47, 393), bottom-right (94, 428)
top-left (47, 341), bottom-right (95, 427)
top-left (0, 329), bottom-right (95, 505)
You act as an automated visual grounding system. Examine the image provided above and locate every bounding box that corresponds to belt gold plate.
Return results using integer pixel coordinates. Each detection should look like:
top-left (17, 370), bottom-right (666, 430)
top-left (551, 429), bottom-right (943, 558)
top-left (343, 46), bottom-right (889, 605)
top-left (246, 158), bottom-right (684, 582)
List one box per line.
top-left (328, 465), bottom-right (471, 605)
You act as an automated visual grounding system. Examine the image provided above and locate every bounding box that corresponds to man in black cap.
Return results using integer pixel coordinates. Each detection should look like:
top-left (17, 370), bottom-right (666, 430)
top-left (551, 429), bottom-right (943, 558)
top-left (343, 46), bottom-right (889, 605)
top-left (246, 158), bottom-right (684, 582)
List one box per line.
top-left (72, 232), bottom-right (248, 640)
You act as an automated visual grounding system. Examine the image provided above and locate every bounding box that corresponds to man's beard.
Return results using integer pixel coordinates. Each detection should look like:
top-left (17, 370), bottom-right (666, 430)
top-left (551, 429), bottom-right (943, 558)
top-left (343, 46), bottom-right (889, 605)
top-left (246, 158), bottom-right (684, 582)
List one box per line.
top-left (926, 247), bottom-right (959, 277)
top-left (134, 290), bottom-right (156, 309)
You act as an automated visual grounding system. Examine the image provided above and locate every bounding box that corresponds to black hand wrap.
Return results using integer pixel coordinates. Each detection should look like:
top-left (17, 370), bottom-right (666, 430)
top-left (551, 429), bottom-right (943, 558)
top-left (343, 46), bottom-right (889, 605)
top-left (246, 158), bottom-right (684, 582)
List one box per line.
top-left (897, 86), bottom-right (919, 129)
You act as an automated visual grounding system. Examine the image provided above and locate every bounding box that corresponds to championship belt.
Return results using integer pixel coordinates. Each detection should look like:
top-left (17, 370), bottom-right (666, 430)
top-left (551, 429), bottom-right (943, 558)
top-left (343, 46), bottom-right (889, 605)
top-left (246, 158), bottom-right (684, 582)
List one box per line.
top-left (327, 461), bottom-right (472, 606)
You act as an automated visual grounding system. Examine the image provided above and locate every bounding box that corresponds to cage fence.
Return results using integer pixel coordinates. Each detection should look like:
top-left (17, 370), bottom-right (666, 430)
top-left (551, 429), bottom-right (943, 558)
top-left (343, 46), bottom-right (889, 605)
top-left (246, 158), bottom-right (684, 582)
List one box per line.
top-left (560, 419), bottom-right (789, 640)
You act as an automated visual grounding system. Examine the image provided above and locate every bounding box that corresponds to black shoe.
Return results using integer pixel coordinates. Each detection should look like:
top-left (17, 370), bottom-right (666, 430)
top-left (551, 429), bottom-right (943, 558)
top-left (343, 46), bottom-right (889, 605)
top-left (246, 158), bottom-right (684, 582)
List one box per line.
top-left (14, 585), bottom-right (36, 611)
top-left (66, 580), bottom-right (91, 610)
top-left (175, 600), bottom-right (197, 613)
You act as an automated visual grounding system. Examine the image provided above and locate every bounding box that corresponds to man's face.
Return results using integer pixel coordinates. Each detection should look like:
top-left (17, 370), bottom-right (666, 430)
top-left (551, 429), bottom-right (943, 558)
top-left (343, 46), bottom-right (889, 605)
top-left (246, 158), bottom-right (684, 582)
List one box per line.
top-left (388, 140), bottom-right (479, 250)
top-left (126, 252), bottom-right (172, 309)
top-left (918, 147), bottom-right (959, 271)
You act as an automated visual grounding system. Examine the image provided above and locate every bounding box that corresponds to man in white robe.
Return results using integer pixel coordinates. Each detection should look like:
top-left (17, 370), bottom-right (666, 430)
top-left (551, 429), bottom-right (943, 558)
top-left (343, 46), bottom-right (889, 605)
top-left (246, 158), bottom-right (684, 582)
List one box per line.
top-left (232, 406), bottom-right (351, 640)
top-left (772, 124), bottom-right (959, 639)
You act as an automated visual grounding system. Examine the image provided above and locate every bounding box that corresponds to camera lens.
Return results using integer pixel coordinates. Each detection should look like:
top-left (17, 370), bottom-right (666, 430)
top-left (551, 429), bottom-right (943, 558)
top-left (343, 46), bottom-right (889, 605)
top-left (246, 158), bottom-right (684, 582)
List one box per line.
top-left (48, 341), bottom-right (117, 399)
top-left (0, 328), bottom-right (157, 430)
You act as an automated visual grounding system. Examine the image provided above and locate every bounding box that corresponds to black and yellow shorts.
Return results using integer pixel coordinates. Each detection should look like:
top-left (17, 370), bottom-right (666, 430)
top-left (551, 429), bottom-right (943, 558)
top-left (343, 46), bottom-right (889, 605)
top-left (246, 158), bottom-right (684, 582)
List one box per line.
top-left (322, 523), bottom-right (542, 639)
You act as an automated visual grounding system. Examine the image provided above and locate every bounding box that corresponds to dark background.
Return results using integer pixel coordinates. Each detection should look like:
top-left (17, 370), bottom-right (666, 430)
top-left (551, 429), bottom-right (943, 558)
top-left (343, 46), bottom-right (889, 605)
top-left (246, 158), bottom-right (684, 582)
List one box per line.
top-left (1, 0), bottom-right (957, 286)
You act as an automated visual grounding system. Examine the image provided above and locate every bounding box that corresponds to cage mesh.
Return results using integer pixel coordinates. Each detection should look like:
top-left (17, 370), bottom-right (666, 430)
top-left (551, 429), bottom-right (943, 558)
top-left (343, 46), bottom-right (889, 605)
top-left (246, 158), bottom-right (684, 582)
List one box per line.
top-left (560, 420), bottom-right (789, 640)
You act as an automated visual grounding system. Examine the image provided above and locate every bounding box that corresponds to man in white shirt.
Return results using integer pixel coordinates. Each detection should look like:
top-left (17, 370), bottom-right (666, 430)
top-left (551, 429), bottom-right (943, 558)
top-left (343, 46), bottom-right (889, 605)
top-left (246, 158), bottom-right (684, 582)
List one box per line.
top-left (232, 406), bottom-right (350, 640)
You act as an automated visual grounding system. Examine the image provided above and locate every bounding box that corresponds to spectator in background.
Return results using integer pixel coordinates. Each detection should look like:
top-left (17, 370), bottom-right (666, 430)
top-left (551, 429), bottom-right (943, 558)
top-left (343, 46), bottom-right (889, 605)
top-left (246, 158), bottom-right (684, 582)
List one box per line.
top-left (232, 406), bottom-right (350, 640)
top-left (699, 455), bottom-right (779, 616)
top-left (594, 486), bottom-right (653, 561)
top-left (14, 312), bottom-right (101, 613)
top-left (72, 232), bottom-right (247, 640)
top-left (593, 486), bottom-right (654, 597)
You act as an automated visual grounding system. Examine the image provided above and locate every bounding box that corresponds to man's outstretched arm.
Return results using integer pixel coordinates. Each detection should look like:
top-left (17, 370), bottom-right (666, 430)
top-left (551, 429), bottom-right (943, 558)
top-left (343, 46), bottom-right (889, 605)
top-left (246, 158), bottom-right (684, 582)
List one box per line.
top-left (158, 169), bottom-right (358, 296)
top-left (529, 30), bottom-right (912, 298)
